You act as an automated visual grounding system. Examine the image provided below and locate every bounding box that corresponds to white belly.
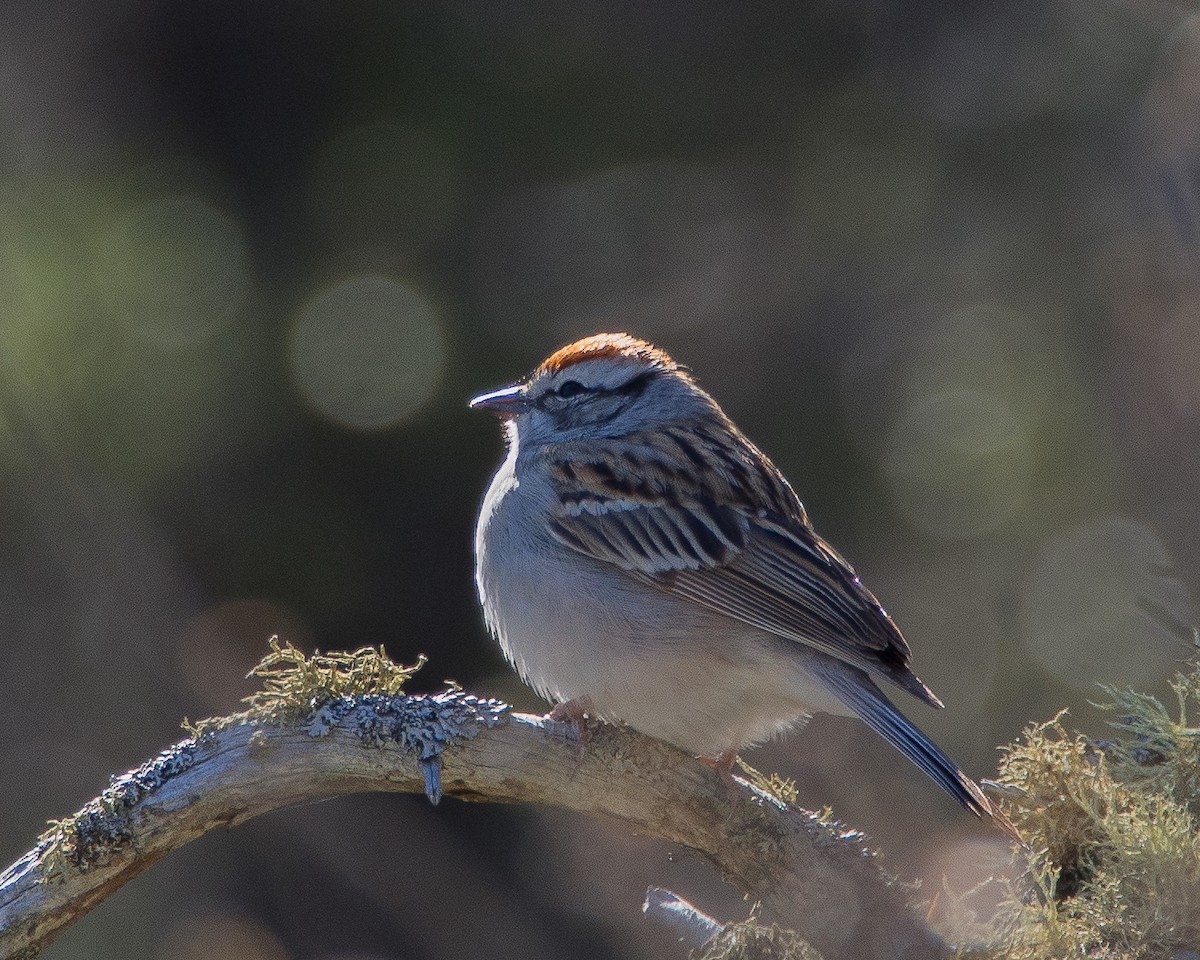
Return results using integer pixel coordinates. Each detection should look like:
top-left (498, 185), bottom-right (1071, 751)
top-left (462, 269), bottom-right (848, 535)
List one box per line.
top-left (474, 453), bottom-right (849, 757)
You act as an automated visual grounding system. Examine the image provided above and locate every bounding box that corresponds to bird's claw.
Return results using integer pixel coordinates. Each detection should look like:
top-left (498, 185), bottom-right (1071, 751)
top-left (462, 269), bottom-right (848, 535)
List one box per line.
top-left (698, 749), bottom-right (741, 801)
top-left (547, 696), bottom-right (593, 759)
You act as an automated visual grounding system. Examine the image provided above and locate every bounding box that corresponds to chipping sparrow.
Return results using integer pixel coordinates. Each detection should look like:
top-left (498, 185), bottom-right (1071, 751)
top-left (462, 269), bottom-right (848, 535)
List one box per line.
top-left (472, 332), bottom-right (1015, 836)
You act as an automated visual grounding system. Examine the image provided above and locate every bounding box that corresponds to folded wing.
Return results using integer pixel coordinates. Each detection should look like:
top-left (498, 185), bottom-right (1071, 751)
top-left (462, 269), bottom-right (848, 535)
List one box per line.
top-left (544, 431), bottom-right (941, 707)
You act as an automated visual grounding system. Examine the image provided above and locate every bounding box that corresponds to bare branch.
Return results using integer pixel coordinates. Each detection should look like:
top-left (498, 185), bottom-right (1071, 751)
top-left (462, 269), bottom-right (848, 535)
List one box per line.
top-left (0, 691), bottom-right (950, 960)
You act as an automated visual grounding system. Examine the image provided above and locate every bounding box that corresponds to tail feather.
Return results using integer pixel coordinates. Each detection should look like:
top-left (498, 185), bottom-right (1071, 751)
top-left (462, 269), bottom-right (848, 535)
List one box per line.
top-left (816, 665), bottom-right (1021, 841)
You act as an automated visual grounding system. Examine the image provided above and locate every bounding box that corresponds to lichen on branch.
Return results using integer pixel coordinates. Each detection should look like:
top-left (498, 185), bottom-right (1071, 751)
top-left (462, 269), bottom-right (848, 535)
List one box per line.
top-left (2, 639), bottom-right (947, 960)
top-left (185, 636), bottom-right (430, 734)
top-left (977, 661), bottom-right (1200, 959)
top-left (36, 639), bottom-right (504, 886)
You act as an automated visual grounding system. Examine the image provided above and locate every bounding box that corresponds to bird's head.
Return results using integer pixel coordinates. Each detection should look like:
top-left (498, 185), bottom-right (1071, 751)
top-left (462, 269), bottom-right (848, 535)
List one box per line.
top-left (470, 333), bottom-right (717, 446)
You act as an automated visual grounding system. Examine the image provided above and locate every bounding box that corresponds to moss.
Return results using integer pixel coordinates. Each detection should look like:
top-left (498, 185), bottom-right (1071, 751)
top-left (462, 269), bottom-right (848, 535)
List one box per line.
top-left (727, 661), bottom-right (1200, 960)
top-left (35, 637), bottom-right (1200, 958)
top-left (38, 640), bottom-right (447, 882)
top-left (736, 758), bottom-right (800, 807)
top-left (37, 739), bottom-right (203, 880)
top-left (977, 660), bottom-right (1200, 959)
top-left (184, 636), bottom-right (428, 735)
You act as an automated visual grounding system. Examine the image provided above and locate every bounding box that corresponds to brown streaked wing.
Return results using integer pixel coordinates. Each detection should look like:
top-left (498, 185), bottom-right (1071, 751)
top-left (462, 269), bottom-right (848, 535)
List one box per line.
top-left (548, 423), bottom-right (807, 522)
top-left (640, 515), bottom-right (941, 706)
top-left (550, 498), bottom-right (750, 573)
top-left (546, 432), bottom-right (938, 705)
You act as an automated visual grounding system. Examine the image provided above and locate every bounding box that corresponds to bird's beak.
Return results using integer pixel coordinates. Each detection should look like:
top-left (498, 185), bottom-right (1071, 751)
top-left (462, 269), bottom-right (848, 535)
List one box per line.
top-left (469, 383), bottom-right (529, 418)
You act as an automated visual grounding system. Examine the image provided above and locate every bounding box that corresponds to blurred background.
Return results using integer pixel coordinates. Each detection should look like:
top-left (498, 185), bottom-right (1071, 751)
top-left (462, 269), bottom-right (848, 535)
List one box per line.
top-left (3, 0), bottom-right (1200, 957)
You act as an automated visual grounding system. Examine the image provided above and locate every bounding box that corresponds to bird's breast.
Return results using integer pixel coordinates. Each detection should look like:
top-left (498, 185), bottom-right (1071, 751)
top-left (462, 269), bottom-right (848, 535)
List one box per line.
top-left (475, 459), bottom-right (638, 701)
top-left (475, 462), bottom-right (826, 751)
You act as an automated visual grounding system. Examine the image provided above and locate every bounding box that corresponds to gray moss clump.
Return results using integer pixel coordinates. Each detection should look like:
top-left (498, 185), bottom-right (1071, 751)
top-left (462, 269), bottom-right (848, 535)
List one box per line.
top-left (303, 687), bottom-right (510, 803)
top-left (38, 639), bottom-right (508, 882)
top-left (236, 639), bottom-right (509, 803)
top-left (38, 740), bottom-right (203, 879)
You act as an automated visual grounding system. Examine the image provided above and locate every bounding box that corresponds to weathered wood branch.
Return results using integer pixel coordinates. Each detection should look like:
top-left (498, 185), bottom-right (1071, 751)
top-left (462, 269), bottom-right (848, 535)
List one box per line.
top-left (0, 690), bottom-right (950, 960)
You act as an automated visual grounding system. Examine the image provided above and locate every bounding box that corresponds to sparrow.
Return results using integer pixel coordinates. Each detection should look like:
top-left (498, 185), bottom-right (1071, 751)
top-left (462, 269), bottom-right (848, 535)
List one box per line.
top-left (471, 332), bottom-right (1016, 837)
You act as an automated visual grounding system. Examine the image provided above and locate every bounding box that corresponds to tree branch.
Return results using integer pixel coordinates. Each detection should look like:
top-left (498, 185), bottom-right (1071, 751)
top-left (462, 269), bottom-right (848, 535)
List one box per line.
top-left (0, 690), bottom-right (949, 960)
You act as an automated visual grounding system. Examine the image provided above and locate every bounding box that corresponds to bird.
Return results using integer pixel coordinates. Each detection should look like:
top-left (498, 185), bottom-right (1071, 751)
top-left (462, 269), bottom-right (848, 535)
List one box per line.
top-left (470, 332), bottom-right (1017, 837)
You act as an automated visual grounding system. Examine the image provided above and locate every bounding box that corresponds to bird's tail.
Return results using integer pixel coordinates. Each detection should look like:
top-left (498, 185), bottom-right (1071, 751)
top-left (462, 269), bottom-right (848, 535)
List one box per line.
top-left (815, 665), bottom-right (1021, 841)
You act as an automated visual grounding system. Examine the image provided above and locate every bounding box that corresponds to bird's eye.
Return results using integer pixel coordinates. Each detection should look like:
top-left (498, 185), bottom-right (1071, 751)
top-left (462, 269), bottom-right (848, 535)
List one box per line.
top-left (556, 380), bottom-right (586, 398)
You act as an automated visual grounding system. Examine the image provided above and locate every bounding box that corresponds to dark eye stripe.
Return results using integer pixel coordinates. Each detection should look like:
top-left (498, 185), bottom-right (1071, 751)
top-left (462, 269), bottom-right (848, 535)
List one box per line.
top-left (535, 368), bottom-right (658, 413)
top-left (615, 370), bottom-right (655, 396)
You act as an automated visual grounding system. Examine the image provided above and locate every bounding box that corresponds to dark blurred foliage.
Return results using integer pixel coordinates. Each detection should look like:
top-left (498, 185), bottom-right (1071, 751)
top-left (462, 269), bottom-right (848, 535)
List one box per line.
top-left (3, 1), bottom-right (1200, 957)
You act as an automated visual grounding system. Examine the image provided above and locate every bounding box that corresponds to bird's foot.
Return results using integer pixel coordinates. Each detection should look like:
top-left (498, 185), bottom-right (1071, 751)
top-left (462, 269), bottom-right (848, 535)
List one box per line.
top-left (547, 696), bottom-right (593, 759)
top-left (698, 748), bottom-right (740, 800)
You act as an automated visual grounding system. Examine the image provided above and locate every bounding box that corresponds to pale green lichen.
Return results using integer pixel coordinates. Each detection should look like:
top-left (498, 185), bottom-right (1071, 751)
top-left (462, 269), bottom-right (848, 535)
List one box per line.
top-left (958, 661), bottom-right (1200, 959)
top-left (184, 636), bottom-right (428, 735)
top-left (735, 758), bottom-right (800, 807)
top-left (722, 662), bottom-right (1200, 960)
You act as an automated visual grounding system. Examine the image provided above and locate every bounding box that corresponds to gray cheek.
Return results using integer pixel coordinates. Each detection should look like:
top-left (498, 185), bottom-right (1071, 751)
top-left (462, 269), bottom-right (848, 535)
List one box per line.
top-left (536, 396), bottom-right (642, 442)
top-left (513, 409), bottom-right (560, 447)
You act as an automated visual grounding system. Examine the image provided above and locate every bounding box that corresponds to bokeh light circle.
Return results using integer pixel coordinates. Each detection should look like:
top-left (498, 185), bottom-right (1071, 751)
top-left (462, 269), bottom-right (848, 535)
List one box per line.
top-left (882, 388), bottom-right (1033, 540)
top-left (99, 193), bottom-right (249, 350)
top-left (288, 274), bottom-right (445, 430)
top-left (921, 835), bottom-right (1017, 942)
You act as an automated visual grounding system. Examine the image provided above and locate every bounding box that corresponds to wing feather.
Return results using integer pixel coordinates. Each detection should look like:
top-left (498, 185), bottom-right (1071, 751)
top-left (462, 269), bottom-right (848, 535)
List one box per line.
top-left (544, 427), bottom-right (940, 705)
